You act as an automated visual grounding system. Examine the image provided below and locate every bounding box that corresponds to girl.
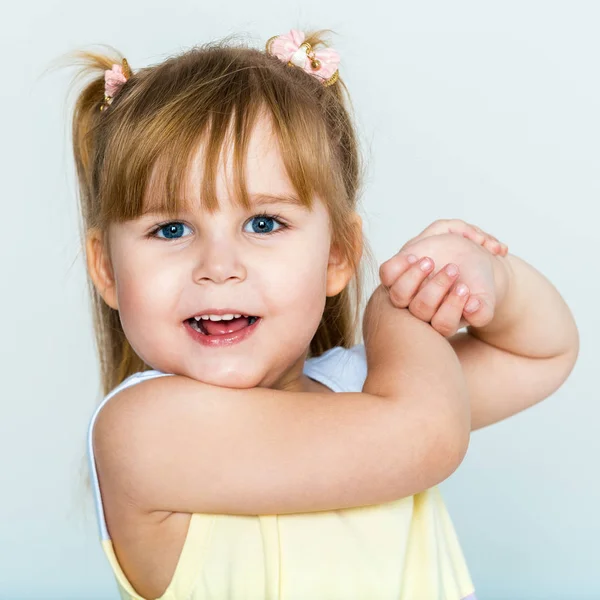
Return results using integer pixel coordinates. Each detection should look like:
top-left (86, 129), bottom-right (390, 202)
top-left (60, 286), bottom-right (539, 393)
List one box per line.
top-left (63, 29), bottom-right (578, 600)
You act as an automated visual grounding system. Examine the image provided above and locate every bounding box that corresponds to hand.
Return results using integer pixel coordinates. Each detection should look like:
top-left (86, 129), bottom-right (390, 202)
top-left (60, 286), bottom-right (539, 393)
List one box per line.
top-left (401, 218), bottom-right (509, 258)
top-left (398, 218), bottom-right (507, 304)
top-left (379, 232), bottom-right (511, 337)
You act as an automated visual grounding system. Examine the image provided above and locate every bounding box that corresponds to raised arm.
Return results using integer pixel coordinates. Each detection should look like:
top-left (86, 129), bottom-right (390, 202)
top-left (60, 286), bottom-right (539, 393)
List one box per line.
top-left (449, 253), bottom-right (579, 430)
top-left (93, 286), bottom-right (470, 517)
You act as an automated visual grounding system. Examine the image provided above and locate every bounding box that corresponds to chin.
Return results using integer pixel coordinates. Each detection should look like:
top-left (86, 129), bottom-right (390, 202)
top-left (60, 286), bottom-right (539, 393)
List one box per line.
top-left (186, 367), bottom-right (264, 390)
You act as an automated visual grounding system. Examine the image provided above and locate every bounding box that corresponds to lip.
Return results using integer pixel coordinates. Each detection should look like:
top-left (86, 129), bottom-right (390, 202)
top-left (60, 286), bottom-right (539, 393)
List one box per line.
top-left (184, 317), bottom-right (262, 347)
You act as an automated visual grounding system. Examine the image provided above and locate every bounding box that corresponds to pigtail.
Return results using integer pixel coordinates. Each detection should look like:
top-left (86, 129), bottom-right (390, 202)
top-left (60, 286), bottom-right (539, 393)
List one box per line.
top-left (62, 47), bottom-right (148, 396)
top-left (68, 48), bottom-right (123, 218)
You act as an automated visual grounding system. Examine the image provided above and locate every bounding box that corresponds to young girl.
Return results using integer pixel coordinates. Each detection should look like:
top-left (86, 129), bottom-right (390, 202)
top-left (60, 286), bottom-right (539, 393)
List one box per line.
top-left (63, 29), bottom-right (579, 600)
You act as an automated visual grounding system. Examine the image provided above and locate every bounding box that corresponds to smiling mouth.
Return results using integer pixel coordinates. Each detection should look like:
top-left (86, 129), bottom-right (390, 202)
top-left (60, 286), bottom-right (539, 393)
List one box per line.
top-left (187, 316), bottom-right (260, 335)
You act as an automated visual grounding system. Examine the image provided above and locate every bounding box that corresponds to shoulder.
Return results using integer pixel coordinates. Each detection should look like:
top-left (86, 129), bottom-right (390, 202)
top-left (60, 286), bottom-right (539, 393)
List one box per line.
top-left (91, 372), bottom-right (221, 469)
top-left (88, 370), bottom-right (174, 446)
top-left (91, 371), bottom-right (181, 449)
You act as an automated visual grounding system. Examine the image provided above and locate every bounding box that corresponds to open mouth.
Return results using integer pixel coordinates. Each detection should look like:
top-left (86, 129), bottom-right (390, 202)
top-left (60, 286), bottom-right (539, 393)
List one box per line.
top-left (187, 315), bottom-right (260, 336)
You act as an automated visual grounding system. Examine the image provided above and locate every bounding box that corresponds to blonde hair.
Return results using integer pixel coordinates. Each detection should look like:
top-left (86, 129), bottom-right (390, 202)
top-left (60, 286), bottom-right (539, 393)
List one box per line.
top-left (63, 31), bottom-right (377, 399)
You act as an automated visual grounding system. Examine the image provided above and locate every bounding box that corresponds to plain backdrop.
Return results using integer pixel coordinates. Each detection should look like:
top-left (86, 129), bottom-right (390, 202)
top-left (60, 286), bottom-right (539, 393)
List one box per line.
top-left (1, 1), bottom-right (598, 598)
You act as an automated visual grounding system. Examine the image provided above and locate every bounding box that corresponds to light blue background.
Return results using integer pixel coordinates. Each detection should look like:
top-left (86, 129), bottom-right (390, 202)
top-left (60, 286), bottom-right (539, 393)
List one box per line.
top-left (1, 0), bottom-right (597, 598)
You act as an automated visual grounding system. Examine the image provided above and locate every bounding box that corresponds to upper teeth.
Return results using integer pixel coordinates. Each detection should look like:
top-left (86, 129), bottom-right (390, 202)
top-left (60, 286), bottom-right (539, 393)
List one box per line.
top-left (193, 313), bottom-right (245, 321)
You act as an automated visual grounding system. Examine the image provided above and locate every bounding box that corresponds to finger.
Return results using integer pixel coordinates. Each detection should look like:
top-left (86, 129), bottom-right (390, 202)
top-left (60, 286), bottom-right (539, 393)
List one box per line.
top-left (379, 252), bottom-right (422, 288)
top-left (461, 294), bottom-right (496, 328)
top-left (467, 223), bottom-right (486, 235)
top-left (457, 316), bottom-right (470, 330)
top-left (494, 238), bottom-right (509, 256)
top-left (490, 240), bottom-right (510, 256)
top-left (483, 237), bottom-right (503, 254)
top-left (465, 224), bottom-right (508, 255)
top-left (451, 225), bottom-right (502, 255)
top-left (448, 226), bottom-right (487, 246)
top-left (462, 228), bottom-right (506, 256)
top-left (416, 267), bottom-right (438, 292)
top-left (388, 257), bottom-right (435, 308)
top-left (429, 281), bottom-right (471, 337)
top-left (488, 235), bottom-right (509, 255)
top-left (407, 263), bottom-right (461, 322)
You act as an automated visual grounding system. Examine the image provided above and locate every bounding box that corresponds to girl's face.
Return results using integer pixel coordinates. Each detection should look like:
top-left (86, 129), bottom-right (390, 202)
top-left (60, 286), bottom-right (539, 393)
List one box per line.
top-left (88, 114), bottom-right (357, 391)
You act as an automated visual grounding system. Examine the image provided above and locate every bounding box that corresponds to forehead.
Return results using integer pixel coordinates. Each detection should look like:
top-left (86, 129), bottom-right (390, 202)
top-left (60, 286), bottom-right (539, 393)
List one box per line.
top-left (186, 114), bottom-right (293, 199)
top-left (141, 111), bottom-right (315, 216)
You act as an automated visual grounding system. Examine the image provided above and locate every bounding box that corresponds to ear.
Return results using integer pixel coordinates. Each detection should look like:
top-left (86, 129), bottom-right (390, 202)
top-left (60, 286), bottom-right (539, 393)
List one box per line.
top-left (86, 228), bottom-right (119, 310)
top-left (326, 213), bottom-right (363, 297)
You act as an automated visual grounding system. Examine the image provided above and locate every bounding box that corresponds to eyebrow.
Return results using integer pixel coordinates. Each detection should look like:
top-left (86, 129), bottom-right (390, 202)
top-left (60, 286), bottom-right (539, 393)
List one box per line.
top-left (250, 193), bottom-right (303, 207)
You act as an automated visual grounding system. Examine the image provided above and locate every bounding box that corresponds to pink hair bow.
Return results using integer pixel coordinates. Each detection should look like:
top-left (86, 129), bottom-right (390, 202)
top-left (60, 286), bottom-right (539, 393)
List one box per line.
top-left (105, 64), bottom-right (127, 97)
top-left (266, 29), bottom-right (340, 86)
top-left (100, 58), bottom-right (132, 111)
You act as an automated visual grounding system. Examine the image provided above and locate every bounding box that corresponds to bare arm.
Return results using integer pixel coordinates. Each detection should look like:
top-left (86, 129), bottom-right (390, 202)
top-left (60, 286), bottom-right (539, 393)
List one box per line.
top-left (449, 253), bottom-right (579, 430)
top-left (93, 286), bottom-right (470, 516)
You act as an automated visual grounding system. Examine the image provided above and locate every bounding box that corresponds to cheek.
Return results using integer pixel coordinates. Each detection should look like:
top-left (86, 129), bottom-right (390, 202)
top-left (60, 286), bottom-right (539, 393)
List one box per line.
top-left (266, 242), bottom-right (329, 313)
top-left (114, 261), bottom-right (182, 346)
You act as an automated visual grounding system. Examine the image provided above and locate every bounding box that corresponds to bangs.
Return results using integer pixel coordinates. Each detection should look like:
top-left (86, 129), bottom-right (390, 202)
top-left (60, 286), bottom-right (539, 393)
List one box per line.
top-left (97, 53), bottom-right (341, 223)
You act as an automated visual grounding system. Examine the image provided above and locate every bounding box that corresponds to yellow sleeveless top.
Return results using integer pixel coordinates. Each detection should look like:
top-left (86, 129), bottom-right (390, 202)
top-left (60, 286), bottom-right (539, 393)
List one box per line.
top-left (87, 344), bottom-right (477, 600)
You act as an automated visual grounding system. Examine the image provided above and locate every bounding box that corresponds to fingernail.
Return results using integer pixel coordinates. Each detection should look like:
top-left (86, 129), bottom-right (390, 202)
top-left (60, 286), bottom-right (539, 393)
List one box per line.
top-left (420, 258), bottom-right (433, 271)
top-left (407, 254), bottom-right (418, 264)
top-left (456, 284), bottom-right (468, 296)
top-left (445, 264), bottom-right (459, 277)
top-left (465, 298), bottom-right (480, 312)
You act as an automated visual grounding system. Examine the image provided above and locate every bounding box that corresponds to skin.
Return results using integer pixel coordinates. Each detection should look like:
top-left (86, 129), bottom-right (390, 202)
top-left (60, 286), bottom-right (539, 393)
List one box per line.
top-left (86, 113), bottom-right (360, 393)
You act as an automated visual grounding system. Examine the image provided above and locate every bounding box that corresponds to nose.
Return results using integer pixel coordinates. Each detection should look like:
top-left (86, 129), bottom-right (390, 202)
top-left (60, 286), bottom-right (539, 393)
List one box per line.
top-left (192, 235), bottom-right (247, 285)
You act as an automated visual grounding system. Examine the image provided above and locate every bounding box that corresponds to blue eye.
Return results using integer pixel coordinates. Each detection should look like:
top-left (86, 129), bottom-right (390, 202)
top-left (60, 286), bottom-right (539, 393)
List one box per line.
top-left (153, 222), bottom-right (193, 239)
top-left (243, 214), bottom-right (285, 234)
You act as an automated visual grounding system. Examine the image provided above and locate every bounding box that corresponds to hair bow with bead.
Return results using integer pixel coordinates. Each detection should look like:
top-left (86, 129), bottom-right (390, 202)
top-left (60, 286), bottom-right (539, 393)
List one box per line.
top-left (100, 58), bottom-right (132, 111)
top-left (266, 29), bottom-right (340, 87)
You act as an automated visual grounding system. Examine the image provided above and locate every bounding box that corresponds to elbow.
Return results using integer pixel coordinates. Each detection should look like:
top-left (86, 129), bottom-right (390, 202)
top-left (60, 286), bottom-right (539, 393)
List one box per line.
top-left (446, 420), bottom-right (470, 477)
top-left (425, 400), bottom-right (471, 487)
top-left (429, 348), bottom-right (471, 484)
top-left (434, 425), bottom-right (470, 487)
